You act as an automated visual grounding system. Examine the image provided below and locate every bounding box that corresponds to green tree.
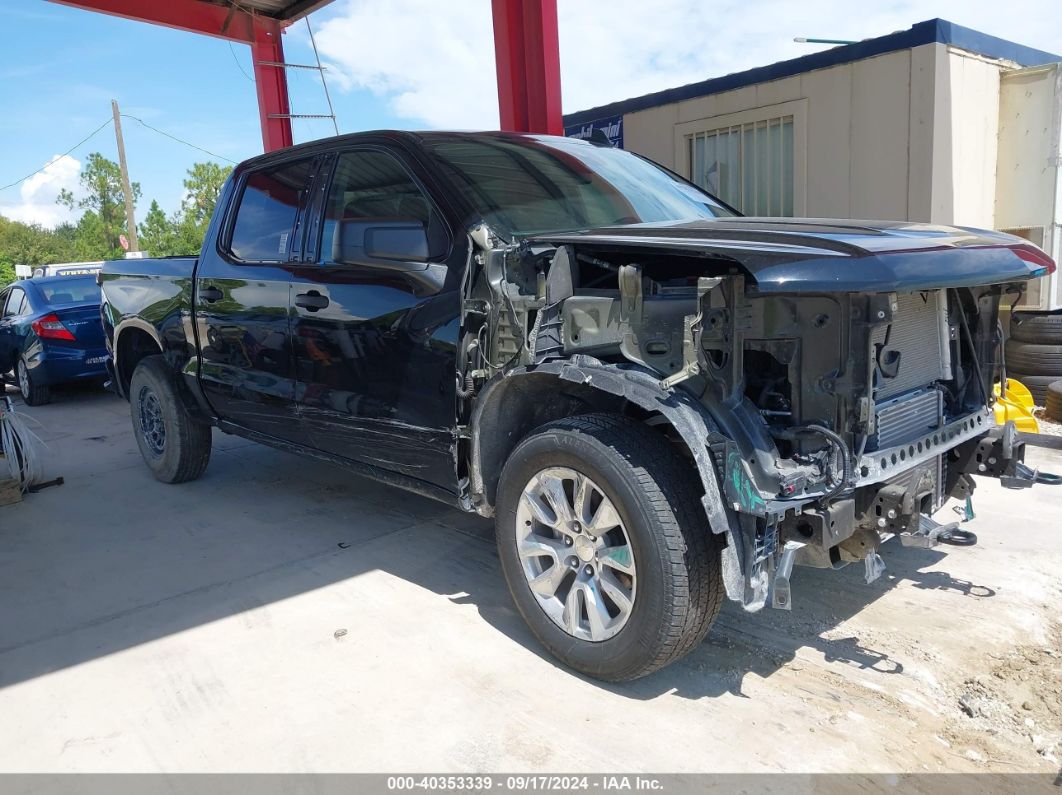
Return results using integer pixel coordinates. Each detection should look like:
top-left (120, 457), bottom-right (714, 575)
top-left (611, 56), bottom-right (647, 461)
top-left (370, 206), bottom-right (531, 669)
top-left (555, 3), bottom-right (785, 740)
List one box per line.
top-left (0, 157), bottom-right (232, 280)
top-left (173, 161), bottom-right (231, 254)
top-left (137, 161), bottom-right (231, 257)
top-left (138, 199), bottom-right (181, 257)
top-left (0, 215), bottom-right (76, 284)
top-left (57, 152), bottom-right (140, 259)
top-left (181, 162), bottom-right (230, 227)
top-left (51, 221), bottom-right (79, 249)
top-left (69, 211), bottom-right (112, 261)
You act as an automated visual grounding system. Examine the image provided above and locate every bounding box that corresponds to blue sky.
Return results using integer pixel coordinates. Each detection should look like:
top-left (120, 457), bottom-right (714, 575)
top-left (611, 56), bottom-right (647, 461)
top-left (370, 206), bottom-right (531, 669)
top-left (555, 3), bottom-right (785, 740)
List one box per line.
top-left (0, 0), bottom-right (405, 226)
top-left (2, 0), bottom-right (1060, 230)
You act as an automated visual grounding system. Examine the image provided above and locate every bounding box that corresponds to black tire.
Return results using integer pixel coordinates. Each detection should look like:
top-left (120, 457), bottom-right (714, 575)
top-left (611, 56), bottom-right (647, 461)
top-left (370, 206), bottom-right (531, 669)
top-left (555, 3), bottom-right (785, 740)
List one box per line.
top-left (1045, 380), bottom-right (1062, 422)
top-left (1011, 311), bottom-right (1062, 345)
top-left (129, 356), bottom-right (212, 483)
top-left (495, 413), bottom-right (723, 682)
top-left (17, 358), bottom-right (51, 406)
top-left (1006, 372), bottom-right (1060, 405)
top-left (1004, 339), bottom-right (1062, 376)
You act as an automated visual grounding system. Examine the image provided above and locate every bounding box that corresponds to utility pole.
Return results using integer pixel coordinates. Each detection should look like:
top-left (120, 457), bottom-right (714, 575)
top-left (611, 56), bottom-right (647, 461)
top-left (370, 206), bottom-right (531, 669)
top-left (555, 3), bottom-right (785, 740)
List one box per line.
top-left (111, 99), bottom-right (139, 253)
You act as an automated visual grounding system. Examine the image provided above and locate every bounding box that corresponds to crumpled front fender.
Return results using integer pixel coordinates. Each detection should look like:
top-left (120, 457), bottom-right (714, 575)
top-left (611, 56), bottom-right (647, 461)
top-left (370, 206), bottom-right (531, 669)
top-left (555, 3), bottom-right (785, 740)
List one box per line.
top-left (469, 355), bottom-right (755, 605)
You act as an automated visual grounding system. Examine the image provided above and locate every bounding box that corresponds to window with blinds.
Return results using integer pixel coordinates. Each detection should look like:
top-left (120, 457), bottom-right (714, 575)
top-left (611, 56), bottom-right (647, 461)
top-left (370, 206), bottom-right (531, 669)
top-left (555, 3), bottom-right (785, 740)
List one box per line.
top-left (688, 115), bottom-right (794, 216)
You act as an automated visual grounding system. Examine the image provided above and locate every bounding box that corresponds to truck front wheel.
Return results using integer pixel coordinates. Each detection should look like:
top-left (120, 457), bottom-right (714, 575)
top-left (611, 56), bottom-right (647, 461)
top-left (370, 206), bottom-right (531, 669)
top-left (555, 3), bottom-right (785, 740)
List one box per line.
top-left (129, 356), bottom-right (212, 483)
top-left (495, 413), bottom-right (723, 681)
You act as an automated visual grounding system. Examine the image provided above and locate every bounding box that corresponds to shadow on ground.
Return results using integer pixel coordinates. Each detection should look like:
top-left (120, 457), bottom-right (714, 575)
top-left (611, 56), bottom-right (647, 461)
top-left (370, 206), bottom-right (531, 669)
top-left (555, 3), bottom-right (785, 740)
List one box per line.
top-left (0, 384), bottom-right (998, 700)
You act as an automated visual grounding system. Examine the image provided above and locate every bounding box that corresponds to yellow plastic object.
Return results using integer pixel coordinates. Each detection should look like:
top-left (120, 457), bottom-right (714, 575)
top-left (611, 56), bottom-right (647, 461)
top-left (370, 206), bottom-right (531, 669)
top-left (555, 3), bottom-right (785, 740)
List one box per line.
top-left (993, 378), bottom-right (1039, 432)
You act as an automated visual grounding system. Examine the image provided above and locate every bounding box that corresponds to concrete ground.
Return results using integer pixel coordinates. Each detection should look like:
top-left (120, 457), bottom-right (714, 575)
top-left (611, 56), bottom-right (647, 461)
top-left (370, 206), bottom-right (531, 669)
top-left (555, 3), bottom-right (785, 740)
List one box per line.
top-left (0, 383), bottom-right (1060, 774)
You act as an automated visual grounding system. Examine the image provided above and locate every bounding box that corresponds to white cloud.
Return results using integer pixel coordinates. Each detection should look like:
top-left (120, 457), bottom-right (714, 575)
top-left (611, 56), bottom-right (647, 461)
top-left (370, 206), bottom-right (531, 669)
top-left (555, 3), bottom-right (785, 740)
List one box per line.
top-left (557, 0), bottom-right (1062, 114)
top-left (313, 0), bottom-right (1062, 128)
top-left (313, 0), bottom-right (498, 128)
top-left (0, 154), bottom-right (81, 227)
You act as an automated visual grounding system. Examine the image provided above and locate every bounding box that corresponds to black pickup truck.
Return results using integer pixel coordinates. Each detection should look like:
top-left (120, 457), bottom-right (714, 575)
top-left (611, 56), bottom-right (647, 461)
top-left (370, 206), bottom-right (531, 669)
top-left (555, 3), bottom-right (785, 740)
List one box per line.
top-left (101, 131), bottom-right (1054, 681)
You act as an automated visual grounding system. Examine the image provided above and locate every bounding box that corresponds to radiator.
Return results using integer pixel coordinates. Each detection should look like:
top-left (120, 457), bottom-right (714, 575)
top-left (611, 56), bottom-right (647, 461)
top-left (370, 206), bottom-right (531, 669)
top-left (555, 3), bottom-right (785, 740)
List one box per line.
top-left (871, 291), bottom-right (950, 400)
top-left (872, 389), bottom-right (943, 450)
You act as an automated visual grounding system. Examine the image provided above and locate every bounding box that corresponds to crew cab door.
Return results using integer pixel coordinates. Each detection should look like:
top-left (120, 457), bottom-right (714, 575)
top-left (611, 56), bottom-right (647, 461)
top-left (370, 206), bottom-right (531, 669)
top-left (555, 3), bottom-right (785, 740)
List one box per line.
top-left (194, 155), bottom-right (320, 443)
top-left (290, 146), bottom-right (463, 493)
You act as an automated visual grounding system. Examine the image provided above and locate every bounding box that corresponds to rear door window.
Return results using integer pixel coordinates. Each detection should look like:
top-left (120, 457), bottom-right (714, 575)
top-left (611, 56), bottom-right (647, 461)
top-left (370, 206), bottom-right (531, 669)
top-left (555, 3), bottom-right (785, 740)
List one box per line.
top-left (229, 158), bottom-right (317, 263)
top-left (2, 288), bottom-right (27, 317)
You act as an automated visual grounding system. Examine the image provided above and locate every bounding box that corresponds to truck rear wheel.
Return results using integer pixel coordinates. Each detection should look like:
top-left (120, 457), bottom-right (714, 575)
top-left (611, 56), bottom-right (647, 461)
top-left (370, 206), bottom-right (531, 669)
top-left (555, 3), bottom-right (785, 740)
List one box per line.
top-left (495, 413), bottom-right (722, 681)
top-left (129, 356), bottom-right (212, 483)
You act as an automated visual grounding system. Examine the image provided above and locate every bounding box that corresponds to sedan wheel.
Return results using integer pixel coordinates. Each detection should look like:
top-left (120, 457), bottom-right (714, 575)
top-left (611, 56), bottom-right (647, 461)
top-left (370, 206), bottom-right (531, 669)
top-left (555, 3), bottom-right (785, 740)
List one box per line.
top-left (16, 358), bottom-right (50, 406)
top-left (17, 360), bottom-right (30, 396)
top-left (516, 467), bottom-right (636, 642)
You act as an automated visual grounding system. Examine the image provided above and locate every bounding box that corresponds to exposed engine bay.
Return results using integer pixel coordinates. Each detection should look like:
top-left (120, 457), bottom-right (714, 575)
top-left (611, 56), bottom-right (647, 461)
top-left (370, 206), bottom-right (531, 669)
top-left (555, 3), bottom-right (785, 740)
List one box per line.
top-left (459, 223), bottom-right (1036, 612)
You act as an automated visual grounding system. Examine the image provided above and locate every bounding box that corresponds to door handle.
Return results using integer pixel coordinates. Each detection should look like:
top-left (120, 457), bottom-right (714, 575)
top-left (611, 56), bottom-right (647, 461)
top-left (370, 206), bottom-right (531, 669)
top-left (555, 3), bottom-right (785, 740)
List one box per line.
top-left (200, 285), bottom-right (223, 303)
top-left (295, 291), bottom-right (330, 311)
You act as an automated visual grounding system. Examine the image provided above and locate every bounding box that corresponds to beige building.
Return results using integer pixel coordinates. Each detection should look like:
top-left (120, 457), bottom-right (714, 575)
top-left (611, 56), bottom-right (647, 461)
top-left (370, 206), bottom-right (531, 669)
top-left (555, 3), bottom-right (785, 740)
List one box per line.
top-left (564, 19), bottom-right (1062, 311)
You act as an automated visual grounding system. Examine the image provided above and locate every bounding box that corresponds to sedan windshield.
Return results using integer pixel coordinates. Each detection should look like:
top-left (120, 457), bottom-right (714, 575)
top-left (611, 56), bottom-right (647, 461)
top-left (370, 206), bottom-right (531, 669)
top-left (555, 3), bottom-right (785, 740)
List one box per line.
top-left (423, 136), bottom-right (736, 238)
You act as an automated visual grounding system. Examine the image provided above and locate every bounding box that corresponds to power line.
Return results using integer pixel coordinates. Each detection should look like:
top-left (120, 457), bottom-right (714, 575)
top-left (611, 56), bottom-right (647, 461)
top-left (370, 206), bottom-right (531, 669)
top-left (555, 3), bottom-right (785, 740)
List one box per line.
top-left (120, 115), bottom-right (238, 164)
top-left (306, 17), bottom-right (340, 136)
top-left (0, 117), bottom-right (113, 193)
top-left (228, 40), bottom-right (254, 82)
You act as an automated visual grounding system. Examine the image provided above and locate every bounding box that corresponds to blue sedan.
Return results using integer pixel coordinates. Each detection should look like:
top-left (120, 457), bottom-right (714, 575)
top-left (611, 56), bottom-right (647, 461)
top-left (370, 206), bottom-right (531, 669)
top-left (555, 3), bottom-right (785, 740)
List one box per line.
top-left (0, 275), bottom-right (108, 405)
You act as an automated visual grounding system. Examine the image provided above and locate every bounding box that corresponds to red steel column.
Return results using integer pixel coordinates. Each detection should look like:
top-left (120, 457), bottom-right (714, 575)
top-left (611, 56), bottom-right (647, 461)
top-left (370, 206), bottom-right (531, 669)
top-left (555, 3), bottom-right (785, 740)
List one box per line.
top-left (252, 19), bottom-right (294, 152)
top-left (491, 0), bottom-right (563, 135)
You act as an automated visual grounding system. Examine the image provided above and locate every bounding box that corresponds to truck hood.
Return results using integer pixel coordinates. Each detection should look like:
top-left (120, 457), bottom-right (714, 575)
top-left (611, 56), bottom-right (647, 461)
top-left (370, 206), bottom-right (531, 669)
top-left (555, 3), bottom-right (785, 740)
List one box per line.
top-left (533, 218), bottom-right (1054, 293)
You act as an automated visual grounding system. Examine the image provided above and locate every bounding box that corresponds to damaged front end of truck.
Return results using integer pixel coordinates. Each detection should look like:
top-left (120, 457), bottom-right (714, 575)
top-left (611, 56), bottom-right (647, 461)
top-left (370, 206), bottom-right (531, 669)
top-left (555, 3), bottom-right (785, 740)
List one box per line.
top-left (460, 218), bottom-right (1055, 612)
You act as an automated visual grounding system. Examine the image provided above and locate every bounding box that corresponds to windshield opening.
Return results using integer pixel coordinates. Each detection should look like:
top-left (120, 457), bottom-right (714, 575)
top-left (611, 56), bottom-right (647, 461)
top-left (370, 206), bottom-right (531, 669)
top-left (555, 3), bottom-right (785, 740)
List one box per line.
top-left (422, 136), bottom-right (736, 238)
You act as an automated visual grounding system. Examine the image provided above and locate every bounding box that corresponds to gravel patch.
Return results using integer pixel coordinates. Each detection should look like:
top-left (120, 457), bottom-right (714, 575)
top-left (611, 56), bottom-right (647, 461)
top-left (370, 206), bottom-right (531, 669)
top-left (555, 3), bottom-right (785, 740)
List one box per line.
top-left (1033, 409), bottom-right (1062, 437)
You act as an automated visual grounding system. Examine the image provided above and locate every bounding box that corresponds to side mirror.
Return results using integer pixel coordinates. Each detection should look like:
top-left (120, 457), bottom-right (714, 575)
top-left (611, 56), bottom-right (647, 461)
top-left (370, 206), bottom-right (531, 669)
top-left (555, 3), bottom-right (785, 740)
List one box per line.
top-left (335, 219), bottom-right (429, 267)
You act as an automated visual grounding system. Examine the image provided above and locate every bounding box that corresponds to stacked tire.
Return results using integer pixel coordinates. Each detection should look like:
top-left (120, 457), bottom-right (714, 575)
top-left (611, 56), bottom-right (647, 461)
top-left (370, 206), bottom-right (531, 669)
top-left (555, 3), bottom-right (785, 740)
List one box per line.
top-left (1007, 311), bottom-right (1062, 406)
top-left (1047, 380), bottom-right (1062, 422)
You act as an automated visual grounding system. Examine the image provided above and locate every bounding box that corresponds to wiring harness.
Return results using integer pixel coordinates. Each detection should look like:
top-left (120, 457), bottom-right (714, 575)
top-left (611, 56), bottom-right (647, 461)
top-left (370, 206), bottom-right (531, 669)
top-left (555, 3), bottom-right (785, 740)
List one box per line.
top-left (770, 423), bottom-right (854, 500)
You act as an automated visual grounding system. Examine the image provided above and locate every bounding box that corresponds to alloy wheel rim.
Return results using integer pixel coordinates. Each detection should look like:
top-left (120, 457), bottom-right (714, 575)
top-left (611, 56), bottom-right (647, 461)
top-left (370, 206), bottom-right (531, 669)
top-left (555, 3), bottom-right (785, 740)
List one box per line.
top-left (138, 386), bottom-right (166, 456)
top-left (515, 467), bottom-right (637, 642)
top-left (17, 361), bottom-right (29, 397)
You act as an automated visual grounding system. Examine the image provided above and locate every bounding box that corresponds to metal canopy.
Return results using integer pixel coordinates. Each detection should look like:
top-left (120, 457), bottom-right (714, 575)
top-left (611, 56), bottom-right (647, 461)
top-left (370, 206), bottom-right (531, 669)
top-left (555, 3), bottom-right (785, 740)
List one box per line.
top-left (212, 0), bottom-right (336, 22)
top-left (45, 0), bottom-right (564, 153)
top-left (48, 0), bottom-right (336, 39)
